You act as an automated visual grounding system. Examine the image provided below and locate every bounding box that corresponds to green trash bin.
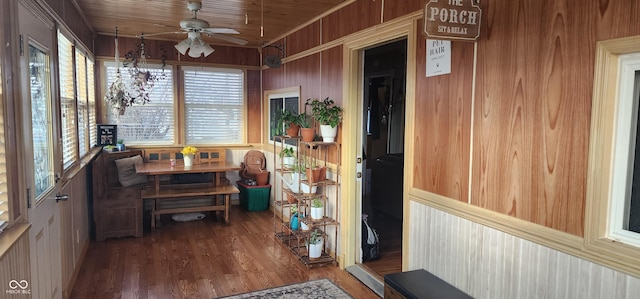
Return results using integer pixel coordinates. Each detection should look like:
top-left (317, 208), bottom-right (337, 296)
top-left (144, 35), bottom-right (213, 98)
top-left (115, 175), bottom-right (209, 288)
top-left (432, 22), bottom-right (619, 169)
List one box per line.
top-left (237, 181), bottom-right (271, 211)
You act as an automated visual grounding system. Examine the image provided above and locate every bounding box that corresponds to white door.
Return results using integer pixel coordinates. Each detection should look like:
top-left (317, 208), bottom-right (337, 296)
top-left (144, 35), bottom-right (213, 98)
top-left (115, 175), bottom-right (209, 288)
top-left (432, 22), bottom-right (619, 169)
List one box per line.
top-left (19, 1), bottom-right (63, 298)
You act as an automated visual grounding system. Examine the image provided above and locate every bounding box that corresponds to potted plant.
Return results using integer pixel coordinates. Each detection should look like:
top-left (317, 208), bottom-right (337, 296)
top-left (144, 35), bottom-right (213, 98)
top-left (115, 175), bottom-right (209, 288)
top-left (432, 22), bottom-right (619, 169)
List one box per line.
top-left (279, 147), bottom-right (296, 169)
top-left (308, 98), bottom-right (342, 142)
top-left (305, 158), bottom-right (326, 183)
top-left (310, 196), bottom-right (324, 220)
top-left (281, 110), bottom-right (301, 137)
top-left (307, 229), bottom-right (324, 259)
top-left (299, 113), bottom-right (315, 142)
top-left (103, 145), bottom-right (116, 153)
top-left (280, 161), bottom-right (316, 194)
top-left (116, 139), bottom-right (126, 152)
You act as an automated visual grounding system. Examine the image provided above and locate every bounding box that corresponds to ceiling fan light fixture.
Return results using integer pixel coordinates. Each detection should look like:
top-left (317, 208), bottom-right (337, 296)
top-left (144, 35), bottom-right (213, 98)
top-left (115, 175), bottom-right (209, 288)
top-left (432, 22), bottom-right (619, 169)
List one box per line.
top-left (202, 43), bottom-right (215, 56)
top-left (188, 40), bottom-right (205, 58)
top-left (174, 38), bottom-right (191, 55)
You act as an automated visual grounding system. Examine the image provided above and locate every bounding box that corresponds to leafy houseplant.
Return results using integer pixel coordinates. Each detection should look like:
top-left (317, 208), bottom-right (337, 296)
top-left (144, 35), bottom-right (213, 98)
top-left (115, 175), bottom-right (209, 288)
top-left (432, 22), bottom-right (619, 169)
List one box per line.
top-left (307, 229), bottom-right (324, 259)
top-left (305, 157), bottom-right (326, 183)
top-left (279, 147), bottom-right (296, 169)
top-left (310, 196), bottom-right (324, 220)
top-left (116, 139), bottom-right (126, 152)
top-left (308, 98), bottom-right (342, 142)
top-left (308, 98), bottom-right (342, 128)
top-left (299, 114), bottom-right (315, 142)
top-left (281, 110), bottom-right (301, 137)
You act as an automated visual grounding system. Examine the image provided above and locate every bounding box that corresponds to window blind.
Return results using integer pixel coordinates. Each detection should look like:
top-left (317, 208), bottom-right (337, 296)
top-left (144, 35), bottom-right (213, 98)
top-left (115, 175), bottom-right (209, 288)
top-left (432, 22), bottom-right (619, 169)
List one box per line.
top-left (76, 51), bottom-right (88, 157)
top-left (183, 67), bottom-right (244, 144)
top-left (58, 32), bottom-right (77, 169)
top-left (87, 58), bottom-right (96, 148)
top-left (105, 62), bottom-right (174, 144)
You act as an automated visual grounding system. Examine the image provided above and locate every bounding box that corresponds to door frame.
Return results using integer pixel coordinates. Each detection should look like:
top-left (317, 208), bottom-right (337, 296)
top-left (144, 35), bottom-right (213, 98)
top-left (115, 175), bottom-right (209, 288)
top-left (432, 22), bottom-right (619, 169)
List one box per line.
top-left (340, 16), bottom-right (418, 270)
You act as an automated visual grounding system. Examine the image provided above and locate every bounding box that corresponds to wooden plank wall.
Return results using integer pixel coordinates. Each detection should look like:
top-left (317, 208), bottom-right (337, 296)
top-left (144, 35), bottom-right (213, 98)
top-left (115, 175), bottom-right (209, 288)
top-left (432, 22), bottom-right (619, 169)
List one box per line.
top-left (408, 202), bottom-right (640, 298)
top-left (39, 0), bottom-right (93, 50)
top-left (264, 0), bottom-right (640, 237)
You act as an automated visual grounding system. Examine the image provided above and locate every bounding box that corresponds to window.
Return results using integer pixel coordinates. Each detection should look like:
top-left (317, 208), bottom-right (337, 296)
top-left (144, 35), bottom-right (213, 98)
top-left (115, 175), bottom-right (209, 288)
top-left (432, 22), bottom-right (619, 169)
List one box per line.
top-left (266, 87), bottom-right (300, 144)
top-left (105, 62), bottom-right (174, 144)
top-left (76, 50), bottom-right (88, 157)
top-left (183, 67), bottom-right (244, 144)
top-left (58, 32), bottom-right (76, 169)
top-left (609, 54), bottom-right (640, 245)
top-left (586, 36), bottom-right (640, 273)
top-left (0, 49), bottom-right (7, 233)
top-left (87, 58), bottom-right (96, 148)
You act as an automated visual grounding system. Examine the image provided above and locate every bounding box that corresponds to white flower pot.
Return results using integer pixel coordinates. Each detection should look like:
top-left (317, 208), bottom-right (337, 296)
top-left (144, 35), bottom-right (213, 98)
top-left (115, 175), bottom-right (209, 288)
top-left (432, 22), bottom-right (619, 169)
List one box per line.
top-left (300, 215), bottom-right (309, 231)
top-left (282, 156), bottom-right (295, 168)
top-left (279, 172), bottom-right (317, 194)
top-left (308, 240), bottom-right (324, 259)
top-left (311, 207), bottom-right (324, 220)
top-left (320, 124), bottom-right (338, 142)
top-left (184, 154), bottom-right (194, 167)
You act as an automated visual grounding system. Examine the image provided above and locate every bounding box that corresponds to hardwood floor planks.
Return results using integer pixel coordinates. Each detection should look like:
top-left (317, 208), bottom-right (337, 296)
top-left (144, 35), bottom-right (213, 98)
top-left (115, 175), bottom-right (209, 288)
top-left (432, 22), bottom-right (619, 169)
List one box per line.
top-left (70, 206), bottom-right (378, 298)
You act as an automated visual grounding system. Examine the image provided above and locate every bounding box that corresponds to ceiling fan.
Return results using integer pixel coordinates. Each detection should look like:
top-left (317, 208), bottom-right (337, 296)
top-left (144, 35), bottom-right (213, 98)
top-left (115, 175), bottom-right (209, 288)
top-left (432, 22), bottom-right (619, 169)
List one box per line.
top-left (146, 1), bottom-right (248, 58)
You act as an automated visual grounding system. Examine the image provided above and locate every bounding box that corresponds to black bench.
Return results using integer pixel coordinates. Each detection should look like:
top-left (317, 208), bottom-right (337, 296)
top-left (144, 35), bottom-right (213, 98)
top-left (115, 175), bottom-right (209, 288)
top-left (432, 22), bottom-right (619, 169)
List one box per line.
top-left (384, 269), bottom-right (473, 299)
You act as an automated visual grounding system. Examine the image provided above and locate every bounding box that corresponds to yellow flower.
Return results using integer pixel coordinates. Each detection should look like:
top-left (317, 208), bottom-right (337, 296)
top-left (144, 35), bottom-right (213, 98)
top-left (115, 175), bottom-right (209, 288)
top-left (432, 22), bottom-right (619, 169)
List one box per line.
top-left (181, 146), bottom-right (198, 156)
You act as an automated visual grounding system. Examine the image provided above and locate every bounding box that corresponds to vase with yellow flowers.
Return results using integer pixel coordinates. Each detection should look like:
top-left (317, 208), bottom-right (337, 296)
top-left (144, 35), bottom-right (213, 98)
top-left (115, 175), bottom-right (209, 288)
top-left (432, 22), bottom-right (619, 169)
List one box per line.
top-left (181, 146), bottom-right (198, 167)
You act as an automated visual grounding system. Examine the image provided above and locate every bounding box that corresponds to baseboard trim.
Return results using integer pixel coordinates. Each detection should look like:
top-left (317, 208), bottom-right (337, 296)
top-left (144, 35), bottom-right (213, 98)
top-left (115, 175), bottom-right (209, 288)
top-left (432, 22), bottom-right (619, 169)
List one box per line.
top-left (63, 240), bottom-right (90, 299)
top-left (345, 264), bottom-right (384, 297)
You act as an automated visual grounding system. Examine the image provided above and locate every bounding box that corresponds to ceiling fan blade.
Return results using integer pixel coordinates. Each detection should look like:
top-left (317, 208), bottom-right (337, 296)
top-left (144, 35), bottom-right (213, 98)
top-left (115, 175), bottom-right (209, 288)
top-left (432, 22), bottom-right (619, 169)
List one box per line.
top-left (202, 28), bottom-right (240, 35)
top-left (207, 33), bottom-right (248, 46)
top-left (139, 31), bottom-right (185, 38)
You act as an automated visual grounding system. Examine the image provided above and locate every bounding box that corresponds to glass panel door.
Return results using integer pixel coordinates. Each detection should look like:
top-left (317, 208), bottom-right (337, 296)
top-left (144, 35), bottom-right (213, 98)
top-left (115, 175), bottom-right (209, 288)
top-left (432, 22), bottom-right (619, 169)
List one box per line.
top-left (28, 44), bottom-right (55, 201)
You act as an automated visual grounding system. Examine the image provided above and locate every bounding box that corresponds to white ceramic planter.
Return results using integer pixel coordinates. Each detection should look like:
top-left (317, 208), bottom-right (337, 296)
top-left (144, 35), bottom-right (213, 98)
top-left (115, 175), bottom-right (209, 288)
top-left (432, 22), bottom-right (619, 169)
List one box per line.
top-left (319, 124), bottom-right (338, 142)
top-left (280, 172), bottom-right (317, 194)
top-left (308, 240), bottom-right (324, 259)
top-left (184, 154), bottom-right (194, 167)
top-left (282, 156), bottom-right (295, 168)
top-left (311, 207), bottom-right (324, 220)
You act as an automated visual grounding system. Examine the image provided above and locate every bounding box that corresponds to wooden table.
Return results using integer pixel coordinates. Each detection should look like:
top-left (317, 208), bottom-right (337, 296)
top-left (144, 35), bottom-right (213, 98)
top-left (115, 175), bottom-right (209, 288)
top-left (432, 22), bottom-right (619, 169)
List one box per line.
top-left (135, 162), bottom-right (241, 228)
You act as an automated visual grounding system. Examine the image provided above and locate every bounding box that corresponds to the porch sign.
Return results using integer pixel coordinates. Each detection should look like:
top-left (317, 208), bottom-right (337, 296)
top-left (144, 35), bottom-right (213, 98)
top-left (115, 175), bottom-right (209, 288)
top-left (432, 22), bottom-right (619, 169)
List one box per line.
top-left (423, 0), bottom-right (482, 41)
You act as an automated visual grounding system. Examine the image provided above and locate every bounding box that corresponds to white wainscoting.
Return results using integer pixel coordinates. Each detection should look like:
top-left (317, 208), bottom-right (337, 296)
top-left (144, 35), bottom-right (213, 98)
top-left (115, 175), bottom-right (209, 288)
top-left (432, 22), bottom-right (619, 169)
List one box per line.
top-left (409, 201), bottom-right (640, 299)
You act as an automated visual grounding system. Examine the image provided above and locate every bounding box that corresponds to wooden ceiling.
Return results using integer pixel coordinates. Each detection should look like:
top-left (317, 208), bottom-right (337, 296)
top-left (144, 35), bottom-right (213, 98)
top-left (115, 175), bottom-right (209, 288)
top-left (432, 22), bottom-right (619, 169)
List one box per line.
top-left (73, 0), bottom-right (346, 48)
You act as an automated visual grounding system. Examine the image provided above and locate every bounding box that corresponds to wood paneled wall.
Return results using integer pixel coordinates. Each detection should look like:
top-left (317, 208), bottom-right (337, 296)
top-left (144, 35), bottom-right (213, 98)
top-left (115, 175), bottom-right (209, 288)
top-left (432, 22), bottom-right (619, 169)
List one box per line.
top-left (40, 0), bottom-right (93, 49)
top-left (413, 30), bottom-right (474, 203)
top-left (265, 0), bottom-right (640, 237)
top-left (246, 70), bottom-right (262, 143)
top-left (94, 34), bottom-right (261, 67)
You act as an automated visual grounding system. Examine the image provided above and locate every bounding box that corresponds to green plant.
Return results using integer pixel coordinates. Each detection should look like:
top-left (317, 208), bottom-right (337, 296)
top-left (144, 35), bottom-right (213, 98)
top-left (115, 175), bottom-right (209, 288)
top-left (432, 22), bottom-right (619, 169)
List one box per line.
top-left (307, 229), bottom-right (323, 245)
top-left (279, 147), bottom-right (295, 158)
top-left (298, 113), bottom-right (312, 128)
top-left (117, 139), bottom-right (124, 144)
top-left (311, 197), bottom-right (323, 208)
top-left (291, 161), bottom-right (306, 173)
top-left (280, 110), bottom-right (300, 129)
top-left (307, 98), bottom-right (342, 128)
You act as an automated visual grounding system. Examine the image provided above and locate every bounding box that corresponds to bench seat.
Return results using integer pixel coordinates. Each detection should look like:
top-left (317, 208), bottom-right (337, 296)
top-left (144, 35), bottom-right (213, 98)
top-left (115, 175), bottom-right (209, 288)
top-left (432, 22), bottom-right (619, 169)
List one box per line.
top-left (142, 183), bottom-right (239, 227)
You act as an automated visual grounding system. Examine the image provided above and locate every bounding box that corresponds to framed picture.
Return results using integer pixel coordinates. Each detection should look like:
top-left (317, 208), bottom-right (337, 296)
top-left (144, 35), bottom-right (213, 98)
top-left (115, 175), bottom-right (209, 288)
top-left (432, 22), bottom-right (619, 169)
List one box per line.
top-left (97, 124), bottom-right (117, 146)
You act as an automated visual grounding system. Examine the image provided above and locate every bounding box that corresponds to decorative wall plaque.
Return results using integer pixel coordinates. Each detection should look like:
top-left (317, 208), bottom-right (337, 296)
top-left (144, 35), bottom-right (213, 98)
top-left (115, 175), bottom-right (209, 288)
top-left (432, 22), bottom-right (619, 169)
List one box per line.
top-left (423, 0), bottom-right (482, 41)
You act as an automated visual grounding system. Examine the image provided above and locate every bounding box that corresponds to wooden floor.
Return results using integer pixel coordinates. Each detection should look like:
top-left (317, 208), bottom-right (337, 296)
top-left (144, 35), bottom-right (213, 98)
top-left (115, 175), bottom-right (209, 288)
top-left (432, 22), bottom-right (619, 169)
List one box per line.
top-left (70, 205), bottom-right (379, 299)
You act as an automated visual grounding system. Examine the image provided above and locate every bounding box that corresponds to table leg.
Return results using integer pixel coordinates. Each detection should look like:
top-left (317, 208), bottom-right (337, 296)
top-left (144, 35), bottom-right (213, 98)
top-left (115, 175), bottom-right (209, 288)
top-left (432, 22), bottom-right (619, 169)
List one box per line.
top-left (224, 194), bottom-right (230, 225)
top-left (151, 198), bottom-right (156, 230)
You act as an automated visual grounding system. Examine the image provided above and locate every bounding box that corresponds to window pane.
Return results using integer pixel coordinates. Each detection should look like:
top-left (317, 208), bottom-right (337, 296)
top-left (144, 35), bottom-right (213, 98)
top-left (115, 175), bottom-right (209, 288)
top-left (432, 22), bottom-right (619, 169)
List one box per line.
top-left (58, 32), bottom-right (76, 168)
top-left (87, 58), bottom-right (96, 148)
top-left (0, 43), bottom-right (7, 231)
top-left (268, 94), bottom-right (299, 145)
top-left (105, 62), bottom-right (174, 144)
top-left (76, 51), bottom-right (88, 157)
top-left (29, 44), bottom-right (55, 200)
top-left (184, 67), bottom-right (244, 144)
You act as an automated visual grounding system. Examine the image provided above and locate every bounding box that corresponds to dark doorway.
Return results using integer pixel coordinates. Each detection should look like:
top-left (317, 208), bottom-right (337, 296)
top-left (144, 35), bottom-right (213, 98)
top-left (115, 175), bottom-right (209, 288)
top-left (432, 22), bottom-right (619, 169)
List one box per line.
top-left (360, 38), bottom-right (407, 279)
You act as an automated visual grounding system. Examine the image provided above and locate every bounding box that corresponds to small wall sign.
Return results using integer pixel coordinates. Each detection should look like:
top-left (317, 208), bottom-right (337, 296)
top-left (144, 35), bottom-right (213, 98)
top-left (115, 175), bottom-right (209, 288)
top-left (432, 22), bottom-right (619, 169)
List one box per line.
top-left (426, 39), bottom-right (451, 77)
top-left (97, 124), bottom-right (117, 146)
top-left (423, 0), bottom-right (482, 41)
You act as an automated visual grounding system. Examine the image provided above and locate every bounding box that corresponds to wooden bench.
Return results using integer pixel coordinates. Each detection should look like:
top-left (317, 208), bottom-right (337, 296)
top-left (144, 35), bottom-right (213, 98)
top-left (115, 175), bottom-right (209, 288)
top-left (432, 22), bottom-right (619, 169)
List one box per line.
top-left (92, 150), bottom-right (145, 241)
top-left (384, 269), bottom-right (472, 299)
top-left (141, 183), bottom-right (239, 227)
